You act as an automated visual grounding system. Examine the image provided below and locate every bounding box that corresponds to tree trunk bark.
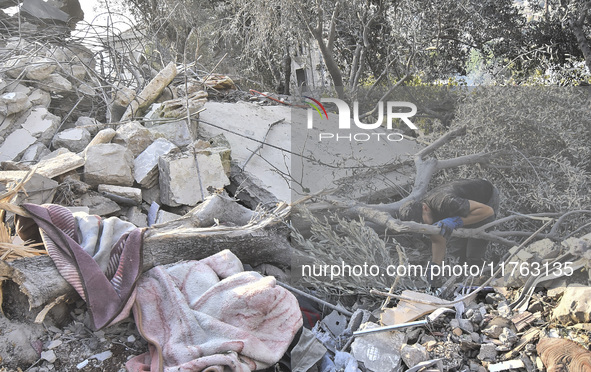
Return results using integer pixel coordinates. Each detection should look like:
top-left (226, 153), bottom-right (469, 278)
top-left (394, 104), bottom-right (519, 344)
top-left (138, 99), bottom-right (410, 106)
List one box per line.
top-left (570, 3), bottom-right (591, 74)
top-left (0, 196), bottom-right (292, 320)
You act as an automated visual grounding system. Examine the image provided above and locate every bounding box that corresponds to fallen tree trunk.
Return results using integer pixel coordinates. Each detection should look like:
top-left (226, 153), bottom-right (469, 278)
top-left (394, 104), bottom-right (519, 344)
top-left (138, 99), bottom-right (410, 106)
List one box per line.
top-left (0, 195), bottom-right (292, 318)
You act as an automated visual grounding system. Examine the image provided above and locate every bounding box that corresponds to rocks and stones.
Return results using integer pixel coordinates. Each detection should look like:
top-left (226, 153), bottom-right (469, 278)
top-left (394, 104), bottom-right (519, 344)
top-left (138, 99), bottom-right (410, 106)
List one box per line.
top-left (40, 350), bottom-right (57, 363)
top-left (51, 127), bottom-right (92, 153)
top-left (158, 150), bottom-right (230, 207)
top-left (477, 343), bottom-right (497, 362)
top-left (0, 171), bottom-right (58, 204)
top-left (0, 91), bottom-right (32, 115)
top-left (97, 184), bottom-right (142, 205)
top-left (133, 138), bottom-right (177, 188)
top-left (0, 129), bottom-right (37, 162)
top-left (112, 121), bottom-right (153, 156)
top-left (39, 73), bottom-right (72, 93)
top-left (155, 209), bottom-right (181, 224)
top-left (83, 144), bottom-right (134, 186)
top-left (25, 58), bottom-right (57, 81)
top-left (20, 143), bottom-right (51, 163)
top-left (148, 119), bottom-right (196, 147)
top-left (74, 116), bottom-right (103, 136)
top-left (81, 128), bottom-right (117, 157)
top-left (401, 343), bottom-right (429, 369)
top-left (19, 107), bottom-right (61, 146)
top-left (552, 284), bottom-right (591, 324)
top-left (79, 192), bottom-right (121, 216)
top-left (126, 206), bottom-right (148, 227)
top-left (121, 61), bottom-right (177, 121)
top-left (153, 90), bottom-right (207, 119)
top-left (28, 89), bottom-right (51, 108)
top-left (35, 151), bottom-right (84, 179)
top-left (351, 322), bottom-right (407, 372)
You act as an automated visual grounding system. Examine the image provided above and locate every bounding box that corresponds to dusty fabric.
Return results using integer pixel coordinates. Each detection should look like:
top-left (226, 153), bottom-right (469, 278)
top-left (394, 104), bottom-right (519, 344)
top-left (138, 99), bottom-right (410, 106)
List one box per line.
top-left (126, 250), bottom-right (303, 372)
top-left (19, 203), bottom-right (144, 330)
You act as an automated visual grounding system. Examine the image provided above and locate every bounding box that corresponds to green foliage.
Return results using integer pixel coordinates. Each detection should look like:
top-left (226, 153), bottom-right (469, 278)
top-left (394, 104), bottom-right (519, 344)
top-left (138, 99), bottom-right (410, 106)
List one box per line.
top-left (290, 208), bottom-right (407, 306)
top-left (434, 87), bottom-right (591, 216)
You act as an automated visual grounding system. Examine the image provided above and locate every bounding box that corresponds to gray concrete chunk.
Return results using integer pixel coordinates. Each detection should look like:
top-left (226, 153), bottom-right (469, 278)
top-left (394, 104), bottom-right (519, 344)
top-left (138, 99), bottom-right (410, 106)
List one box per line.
top-left (158, 151), bottom-right (230, 207)
top-left (113, 121), bottom-right (153, 156)
top-left (25, 58), bottom-right (56, 81)
top-left (97, 184), bottom-right (142, 205)
top-left (52, 127), bottom-right (91, 153)
top-left (84, 144), bottom-right (134, 186)
top-left (20, 107), bottom-right (61, 146)
top-left (0, 129), bottom-right (37, 162)
top-left (148, 119), bottom-right (196, 147)
top-left (0, 91), bottom-right (32, 116)
top-left (133, 138), bottom-right (177, 188)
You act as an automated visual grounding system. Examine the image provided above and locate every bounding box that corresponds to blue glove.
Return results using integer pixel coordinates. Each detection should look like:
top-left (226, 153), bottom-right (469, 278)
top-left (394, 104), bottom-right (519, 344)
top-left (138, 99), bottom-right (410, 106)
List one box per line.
top-left (434, 216), bottom-right (463, 240)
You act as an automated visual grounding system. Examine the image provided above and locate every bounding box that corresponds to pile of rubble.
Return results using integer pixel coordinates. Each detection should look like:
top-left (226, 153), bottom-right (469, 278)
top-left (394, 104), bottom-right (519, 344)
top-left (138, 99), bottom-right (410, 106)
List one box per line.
top-left (0, 41), bottom-right (235, 228)
top-left (2, 12), bottom-right (591, 372)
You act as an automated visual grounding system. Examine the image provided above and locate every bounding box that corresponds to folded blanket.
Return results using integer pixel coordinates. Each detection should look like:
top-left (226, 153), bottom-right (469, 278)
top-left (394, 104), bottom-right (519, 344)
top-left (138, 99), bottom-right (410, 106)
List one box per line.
top-left (126, 250), bottom-right (303, 372)
top-left (18, 203), bottom-right (144, 330)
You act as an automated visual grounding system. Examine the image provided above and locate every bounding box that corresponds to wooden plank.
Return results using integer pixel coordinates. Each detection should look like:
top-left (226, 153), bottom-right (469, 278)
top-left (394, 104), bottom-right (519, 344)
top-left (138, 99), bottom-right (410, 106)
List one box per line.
top-left (380, 290), bottom-right (449, 325)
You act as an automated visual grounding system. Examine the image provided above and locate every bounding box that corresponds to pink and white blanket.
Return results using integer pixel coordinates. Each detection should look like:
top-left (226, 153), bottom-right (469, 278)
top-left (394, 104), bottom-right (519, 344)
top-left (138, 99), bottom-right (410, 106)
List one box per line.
top-left (126, 250), bottom-right (302, 371)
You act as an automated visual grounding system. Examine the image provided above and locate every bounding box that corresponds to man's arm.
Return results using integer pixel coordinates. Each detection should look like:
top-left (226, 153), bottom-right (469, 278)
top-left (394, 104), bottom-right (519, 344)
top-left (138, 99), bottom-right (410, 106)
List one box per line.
top-left (460, 200), bottom-right (494, 226)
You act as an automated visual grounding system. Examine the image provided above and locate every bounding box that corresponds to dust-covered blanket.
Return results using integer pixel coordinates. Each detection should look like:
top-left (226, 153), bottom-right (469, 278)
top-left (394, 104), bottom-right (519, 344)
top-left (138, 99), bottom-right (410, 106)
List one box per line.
top-left (17, 203), bottom-right (144, 330)
top-left (126, 250), bottom-right (302, 372)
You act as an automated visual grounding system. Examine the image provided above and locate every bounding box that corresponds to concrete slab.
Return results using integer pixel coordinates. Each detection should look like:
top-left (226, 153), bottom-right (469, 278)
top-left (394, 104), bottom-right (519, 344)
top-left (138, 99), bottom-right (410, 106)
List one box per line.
top-left (0, 129), bottom-right (37, 162)
top-left (198, 101), bottom-right (421, 203)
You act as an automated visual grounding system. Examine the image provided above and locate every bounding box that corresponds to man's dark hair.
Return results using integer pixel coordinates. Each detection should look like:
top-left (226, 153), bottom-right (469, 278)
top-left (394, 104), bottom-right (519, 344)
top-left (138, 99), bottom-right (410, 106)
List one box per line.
top-left (399, 199), bottom-right (423, 223)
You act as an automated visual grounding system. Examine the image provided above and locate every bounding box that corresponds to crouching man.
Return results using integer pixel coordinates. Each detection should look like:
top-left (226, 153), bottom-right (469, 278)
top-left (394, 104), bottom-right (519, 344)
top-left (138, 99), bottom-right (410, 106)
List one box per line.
top-left (399, 179), bottom-right (499, 267)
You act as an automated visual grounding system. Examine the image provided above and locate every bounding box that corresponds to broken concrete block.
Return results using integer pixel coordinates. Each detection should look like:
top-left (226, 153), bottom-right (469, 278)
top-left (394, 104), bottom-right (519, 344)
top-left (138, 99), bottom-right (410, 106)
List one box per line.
top-left (97, 184), bottom-right (142, 205)
top-left (80, 128), bottom-right (117, 157)
top-left (113, 121), bottom-right (153, 156)
top-left (153, 90), bottom-right (207, 119)
top-left (141, 184), bottom-right (160, 204)
top-left (75, 116), bottom-right (103, 136)
top-left (148, 119), bottom-right (196, 147)
top-left (78, 83), bottom-right (96, 96)
top-left (158, 152), bottom-right (200, 207)
top-left (552, 285), bottom-right (591, 325)
top-left (401, 343), bottom-right (429, 369)
top-left (3, 57), bottom-right (27, 79)
top-left (84, 144), bottom-right (134, 186)
top-left (35, 151), bottom-right (84, 179)
top-left (5, 81), bottom-right (32, 96)
top-left (28, 89), bottom-right (51, 108)
top-left (133, 138), bottom-right (177, 188)
top-left (204, 146), bottom-right (231, 176)
top-left (0, 91), bottom-right (32, 116)
top-left (0, 129), bottom-right (37, 162)
top-left (351, 323), bottom-right (406, 372)
top-left (121, 61), bottom-right (177, 121)
top-left (155, 209), bottom-right (181, 224)
top-left (52, 127), bottom-right (92, 153)
top-left (40, 73), bottom-right (72, 93)
top-left (159, 151), bottom-right (230, 207)
top-left (113, 85), bottom-right (136, 107)
top-left (126, 206), bottom-right (148, 227)
top-left (526, 238), bottom-right (558, 260)
top-left (70, 64), bottom-right (87, 80)
top-left (79, 192), bottom-right (121, 216)
top-left (477, 343), bottom-right (497, 362)
top-left (0, 171), bottom-right (58, 204)
top-left (0, 77), bottom-right (6, 93)
top-left (20, 142), bottom-right (50, 164)
top-left (20, 107), bottom-right (61, 146)
top-left (25, 58), bottom-right (57, 81)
